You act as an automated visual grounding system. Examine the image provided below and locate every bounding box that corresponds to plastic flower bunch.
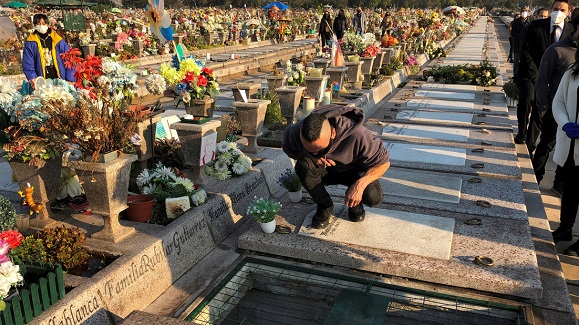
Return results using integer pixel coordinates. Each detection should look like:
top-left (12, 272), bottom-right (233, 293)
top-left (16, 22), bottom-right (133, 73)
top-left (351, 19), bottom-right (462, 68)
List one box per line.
top-left (204, 141), bottom-right (252, 181)
top-left (160, 57), bottom-right (219, 103)
top-left (137, 162), bottom-right (207, 206)
top-left (0, 77), bottom-right (21, 113)
top-left (145, 74), bottom-right (167, 95)
top-left (246, 196), bottom-right (282, 223)
top-left (33, 79), bottom-right (77, 106)
top-left (361, 44), bottom-right (381, 58)
top-left (285, 60), bottom-right (306, 86)
top-left (0, 233), bottom-right (23, 304)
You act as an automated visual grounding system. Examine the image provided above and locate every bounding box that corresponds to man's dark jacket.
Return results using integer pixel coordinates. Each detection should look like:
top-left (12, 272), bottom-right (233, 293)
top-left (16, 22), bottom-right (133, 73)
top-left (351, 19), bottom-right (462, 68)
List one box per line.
top-left (518, 18), bottom-right (574, 81)
top-left (511, 16), bottom-right (529, 53)
top-left (282, 105), bottom-right (389, 173)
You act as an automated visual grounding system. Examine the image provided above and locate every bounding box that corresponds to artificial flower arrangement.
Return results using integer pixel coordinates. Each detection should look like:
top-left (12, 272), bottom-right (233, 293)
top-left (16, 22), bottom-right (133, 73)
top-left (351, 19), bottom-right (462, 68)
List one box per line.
top-left (246, 196), bottom-right (281, 224)
top-left (405, 55), bottom-right (420, 75)
top-left (0, 78), bottom-right (21, 113)
top-left (472, 61), bottom-right (497, 87)
top-left (380, 34), bottom-right (399, 48)
top-left (204, 141), bottom-right (252, 181)
top-left (37, 49), bottom-right (144, 161)
top-left (285, 60), bottom-right (306, 86)
top-left (361, 43), bottom-right (381, 58)
top-left (137, 162), bottom-right (207, 209)
top-left (0, 230), bottom-right (24, 310)
top-left (1, 79), bottom-right (72, 167)
top-left (145, 73), bottom-right (167, 95)
top-left (159, 56), bottom-right (220, 105)
top-left (344, 32), bottom-right (377, 54)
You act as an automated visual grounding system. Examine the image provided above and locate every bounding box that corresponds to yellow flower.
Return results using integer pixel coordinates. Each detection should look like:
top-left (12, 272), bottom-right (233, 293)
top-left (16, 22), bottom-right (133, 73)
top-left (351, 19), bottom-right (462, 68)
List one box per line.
top-left (180, 58), bottom-right (201, 76)
top-left (159, 63), bottom-right (181, 85)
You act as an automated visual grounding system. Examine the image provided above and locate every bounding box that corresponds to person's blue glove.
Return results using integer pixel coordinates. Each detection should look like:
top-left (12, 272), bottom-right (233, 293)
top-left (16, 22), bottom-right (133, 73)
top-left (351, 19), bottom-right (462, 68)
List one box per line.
top-left (563, 122), bottom-right (579, 139)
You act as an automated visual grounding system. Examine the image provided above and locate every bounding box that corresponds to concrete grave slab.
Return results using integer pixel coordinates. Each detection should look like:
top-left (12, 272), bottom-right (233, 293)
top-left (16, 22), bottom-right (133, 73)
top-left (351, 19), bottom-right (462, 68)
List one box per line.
top-left (420, 84), bottom-right (480, 92)
top-left (382, 123), bottom-right (470, 143)
top-left (377, 122), bottom-right (515, 150)
top-left (415, 90), bottom-right (476, 100)
top-left (407, 98), bottom-right (475, 110)
top-left (391, 110), bottom-right (512, 130)
top-left (299, 204), bottom-right (455, 260)
top-left (238, 207), bottom-right (541, 299)
top-left (384, 142), bottom-right (521, 180)
top-left (324, 167), bottom-right (527, 220)
top-left (253, 148), bottom-right (295, 196)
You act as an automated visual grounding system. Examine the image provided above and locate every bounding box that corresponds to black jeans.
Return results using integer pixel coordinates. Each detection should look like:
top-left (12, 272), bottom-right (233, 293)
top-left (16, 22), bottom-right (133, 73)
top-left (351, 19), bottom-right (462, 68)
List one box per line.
top-left (532, 109), bottom-right (563, 185)
top-left (320, 32), bottom-right (331, 47)
top-left (560, 144), bottom-right (579, 230)
top-left (295, 156), bottom-right (383, 210)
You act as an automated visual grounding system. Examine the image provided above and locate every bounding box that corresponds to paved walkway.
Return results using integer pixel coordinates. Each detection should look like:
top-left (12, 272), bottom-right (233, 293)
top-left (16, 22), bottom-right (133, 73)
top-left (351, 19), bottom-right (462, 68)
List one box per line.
top-left (494, 18), bottom-right (579, 321)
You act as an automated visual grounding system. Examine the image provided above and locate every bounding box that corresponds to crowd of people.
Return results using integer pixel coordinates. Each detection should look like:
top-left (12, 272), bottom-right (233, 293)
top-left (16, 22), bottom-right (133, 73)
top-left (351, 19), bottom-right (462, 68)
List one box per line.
top-left (509, 0), bottom-right (579, 256)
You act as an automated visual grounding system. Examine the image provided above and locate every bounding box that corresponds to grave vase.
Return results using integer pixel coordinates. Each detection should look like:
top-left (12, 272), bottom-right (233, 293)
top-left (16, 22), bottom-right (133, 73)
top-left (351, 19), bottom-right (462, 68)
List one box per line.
top-left (265, 75), bottom-right (287, 92)
top-left (304, 75), bottom-right (329, 102)
top-left (80, 44), bottom-right (96, 58)
top-left (204, 33), bottom-right (212, 45)
top-left (9, 157), bottom-right (62, 228)
top-left (259, 219), bottom-right (276, 233)
top-left (360, 56), bottom-right (375, 75)
top-left (326, 66), bottom-right (348, 90)
top-left (72, 154), bottom-right (137, 243)
top-left (135, 114), bottom-right (162, 161)
top-left (344, 61), bottom-right (363, 83)
top-left (132, 39), bottom-right (144, 55)
top-left (276, 85), bottom-right (305, 125)
top-left (232, 83), bottom-right (261, 102)
top-left (381, 48), bottom-right (393, 67)
top-left (186, 97), bottom-right (215, 118)
top-left (232, 99), bottom-right (270, 153)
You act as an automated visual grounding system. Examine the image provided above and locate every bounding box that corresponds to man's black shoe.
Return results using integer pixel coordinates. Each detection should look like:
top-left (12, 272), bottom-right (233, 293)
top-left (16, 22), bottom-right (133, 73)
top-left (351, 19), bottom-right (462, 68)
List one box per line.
top-left (552, 182), bottom-right (562, 197)
top-left (564, 240), bottom-right (579, 256)
top-left (552, 227), bottom-right (573, 243)
top-left (312, 205), bottom-right (333, 229)
top-left (514, 135), bottom-right (525, 144)
top-left (348, 204), bottom-right (365, 222)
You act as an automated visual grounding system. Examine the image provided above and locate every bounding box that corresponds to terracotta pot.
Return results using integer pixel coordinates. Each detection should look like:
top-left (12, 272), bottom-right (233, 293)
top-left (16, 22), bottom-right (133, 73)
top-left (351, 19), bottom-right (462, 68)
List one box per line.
top-left (126, 194), bottom-right (155, 222)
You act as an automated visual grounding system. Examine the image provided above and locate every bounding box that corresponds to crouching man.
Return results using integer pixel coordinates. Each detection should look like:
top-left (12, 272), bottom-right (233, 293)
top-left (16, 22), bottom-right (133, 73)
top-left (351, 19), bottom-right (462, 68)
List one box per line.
top-left (282, 105), bottom-right (390, 229)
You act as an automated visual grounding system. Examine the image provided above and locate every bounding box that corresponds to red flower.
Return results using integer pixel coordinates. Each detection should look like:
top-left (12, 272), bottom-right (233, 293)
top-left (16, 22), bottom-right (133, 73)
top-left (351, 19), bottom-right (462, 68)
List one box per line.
top-left (197, 75), bottom-right (208, 87)
top-left (60, 48), bottom-right (82, 70)
top-left (202, 67), bottom-right (213, 75)
top-left (183, 72), bottom-right (196, 83)
top-left (0, 230), bottom-right (23, 249)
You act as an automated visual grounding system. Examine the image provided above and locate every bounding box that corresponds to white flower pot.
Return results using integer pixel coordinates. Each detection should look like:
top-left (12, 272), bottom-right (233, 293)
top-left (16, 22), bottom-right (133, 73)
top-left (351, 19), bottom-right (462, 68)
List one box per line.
top-left (259, 219), bottom-right (276, 233)
top-left (287, 190), bottom-right (302, 203)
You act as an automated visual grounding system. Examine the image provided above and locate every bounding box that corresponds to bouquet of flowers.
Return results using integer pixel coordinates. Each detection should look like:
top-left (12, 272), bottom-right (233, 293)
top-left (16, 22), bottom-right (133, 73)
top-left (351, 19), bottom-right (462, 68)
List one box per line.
top-left (472, 61), bottom-right (497, 87)
top-left (361, 44), bottom-right (381, 58)
top-left (246, 196), bottom-right (281, 223)
top-left (0, 78), bottom-right (21, 113)
top-left (0, 230), bottom-right (24, 308)
top-left (137, 162), bottom-right (207, 207)
top-left (159, 56), bottom-right (220, 105)
top-left (145, 74), bottom-right (167, 95)
top-left (204, 141), bottom-right (252, 181)
top-left (285, 60), bottom-right (306, 86)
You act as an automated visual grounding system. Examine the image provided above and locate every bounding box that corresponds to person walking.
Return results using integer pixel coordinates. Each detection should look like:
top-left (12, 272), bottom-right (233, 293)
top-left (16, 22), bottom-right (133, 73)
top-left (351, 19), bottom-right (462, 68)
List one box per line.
top-left (352, 7), bottom-right (366, 36)
top-left (550, 45), bottom-right (579, 255)
top-left (333, 9), bottom-right (347, 42)
top-left (282, 105), bottom-right (390, 229)
top-left (318, 9), bottom-right (333, 48)
top-left (511, 8), bottom-right (530, 75)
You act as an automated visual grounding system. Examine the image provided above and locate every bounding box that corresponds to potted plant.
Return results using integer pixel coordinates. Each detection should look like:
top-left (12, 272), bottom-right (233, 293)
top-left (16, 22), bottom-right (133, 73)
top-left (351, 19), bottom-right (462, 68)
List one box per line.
top-left (160, 57), bottom-right (220, 118)
top-left (278, 168), bottom-right (302, 203)
top-left (246, 197), bottom-right (282, 233)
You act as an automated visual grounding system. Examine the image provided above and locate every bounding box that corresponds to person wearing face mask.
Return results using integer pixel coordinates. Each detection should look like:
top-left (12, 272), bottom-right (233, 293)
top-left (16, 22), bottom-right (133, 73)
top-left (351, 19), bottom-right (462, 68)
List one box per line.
top-left (352, 7), bottom-right (366, 36)
top-left (282, 106), bottom-right (390, 229)
top-left (516, 0), bottom-right (573, 154)
top-left (22, 13), bottom-right (75, 87)
top-left (511, 8), bottom-right (530, 75)
top-left (318, 10), bottom-right (333, 48)
top-left (333, 9), bottom-right (347, 42)
top-left (536, 8), bottom-right (550, 19)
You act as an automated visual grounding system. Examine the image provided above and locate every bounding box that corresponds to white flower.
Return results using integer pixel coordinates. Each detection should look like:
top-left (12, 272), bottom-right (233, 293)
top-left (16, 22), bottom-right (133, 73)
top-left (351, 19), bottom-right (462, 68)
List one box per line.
top-left (217, 141), bottom-right (231, 153)
top-left (296, 63), bottom-right (304, 71)
top-left (229, 142), bottom-right (237, 150)
top-left (287, 76), bottom-right (294, 83)
top-left (231, 148), bottom-right (243, 157)
top-left (232, 162), bottom-right (246, 175)
top-left (484, 71), bottom-right (491, 77)
top-left (156, 166), bottom-right (176, 180)
top-left (218, 151), bottom-right (233, 164)
top-left (293, 72), bottom-right (299, 79)
top-left (241, 155), bottom-right (252, 167)
top-left (214, 169), bottom-right (232, 181)
top-left (136, 169), bottom-right (151, 187)
top-left (142, 184), bottom-right (157, 195)
top-left (182, 92), bottom-right (191, 103)
top-left (214, 160), bottom-right (229, 172)
top-left (179, 177), bottom-right (194, 192)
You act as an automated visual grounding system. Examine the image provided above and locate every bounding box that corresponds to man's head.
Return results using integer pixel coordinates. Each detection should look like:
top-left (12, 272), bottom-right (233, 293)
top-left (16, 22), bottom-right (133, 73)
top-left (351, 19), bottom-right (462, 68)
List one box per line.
top-left (33, 13), bottom-right (49, 34)
top-left (521, 7), bottom-right (529, 18)
top-left (300, 113), bottom-right (336, 157)
top-left (357, 7), bottom-right (362, 14)
top-left (550, 0), bottom-right (570, 24)
top-left (536, 8), bottom-right (549, 19)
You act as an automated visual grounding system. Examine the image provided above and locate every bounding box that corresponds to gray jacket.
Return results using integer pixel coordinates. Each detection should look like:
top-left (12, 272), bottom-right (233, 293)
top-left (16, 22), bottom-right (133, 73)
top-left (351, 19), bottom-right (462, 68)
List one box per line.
top-left (536, 35), bottom-right (577, 113)
top-left (352, 12), bottom-right (367, 33)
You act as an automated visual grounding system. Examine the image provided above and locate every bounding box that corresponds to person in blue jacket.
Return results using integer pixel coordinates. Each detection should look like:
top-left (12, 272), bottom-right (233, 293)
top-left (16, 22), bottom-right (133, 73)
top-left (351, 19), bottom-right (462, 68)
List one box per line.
top-left (22, 13), bottom-right (75, 87)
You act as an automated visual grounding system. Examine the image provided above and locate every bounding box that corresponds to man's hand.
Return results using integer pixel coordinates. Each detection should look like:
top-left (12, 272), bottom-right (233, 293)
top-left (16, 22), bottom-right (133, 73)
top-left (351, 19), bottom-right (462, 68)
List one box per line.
top-left (316, 157), bottom-right (335, 167)
top-left (345, 179), bottom-right (366, 208)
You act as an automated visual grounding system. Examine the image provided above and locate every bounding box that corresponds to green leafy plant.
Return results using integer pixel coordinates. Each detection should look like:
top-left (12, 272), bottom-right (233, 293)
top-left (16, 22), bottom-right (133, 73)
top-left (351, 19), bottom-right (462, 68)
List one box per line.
top-left (260, 91), bottom-right (285, 126)
top-left (154, 138), bottom-right (185, 169)
top-left (9, 235), bottom-right (47, 265)
top-left (278, 168), bottom-right (302, 192)
top-left (247, 197), bottom-right (282, 223)
top-left (0, 195), bottom-right (16, 232)
top-left (38, 226), bottom-right (90, 272)
top-left (503, 78), bottom-right (519, 100)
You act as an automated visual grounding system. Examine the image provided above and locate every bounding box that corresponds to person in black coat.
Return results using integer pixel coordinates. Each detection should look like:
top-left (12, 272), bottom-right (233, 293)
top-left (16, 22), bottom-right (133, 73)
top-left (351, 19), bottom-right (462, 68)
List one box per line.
top-left (318, 10), bottom-right (333, 48)
top-left (510, 9), bottom-right (530, 74)
top-left (333, 9), bottom-right (347, 41)
top-left (516, 0), bottom-right (573, 151)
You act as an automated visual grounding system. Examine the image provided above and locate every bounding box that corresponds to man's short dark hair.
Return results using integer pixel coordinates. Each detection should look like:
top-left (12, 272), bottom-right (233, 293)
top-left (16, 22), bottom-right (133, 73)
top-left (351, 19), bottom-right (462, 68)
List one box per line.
top-left (33, 14), bottom-right (48, 25)
top-left (535, 7), bottom-right (548, 15)
top-left (551, 0), bottom-right (569, 9)
top-left (301, 113), bottom-right (327, 142)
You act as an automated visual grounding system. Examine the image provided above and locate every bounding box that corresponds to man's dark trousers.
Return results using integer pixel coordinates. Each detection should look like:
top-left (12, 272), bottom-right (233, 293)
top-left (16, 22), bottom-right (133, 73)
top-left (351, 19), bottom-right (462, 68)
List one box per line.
top-left (295, 156), bottom-right (383, 210)
top-left (532, 109), bottom-right (563, 184)
top-left (516, 78), bottom-right (535, 143)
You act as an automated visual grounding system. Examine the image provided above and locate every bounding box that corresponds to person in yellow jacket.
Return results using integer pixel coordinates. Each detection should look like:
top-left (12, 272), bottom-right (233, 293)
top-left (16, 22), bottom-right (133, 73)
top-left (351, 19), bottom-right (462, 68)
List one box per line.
top-left (22, 13), bottom-right (75, 87)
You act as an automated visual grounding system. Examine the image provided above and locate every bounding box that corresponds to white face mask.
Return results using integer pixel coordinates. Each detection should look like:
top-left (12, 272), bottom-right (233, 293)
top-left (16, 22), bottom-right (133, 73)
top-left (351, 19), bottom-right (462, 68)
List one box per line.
top-left (521, 11), bottom-right (528, 18)
top-left (551, 11), bottom-right (567, 25)
top-left (35, 25), bottom-right (48, 34)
